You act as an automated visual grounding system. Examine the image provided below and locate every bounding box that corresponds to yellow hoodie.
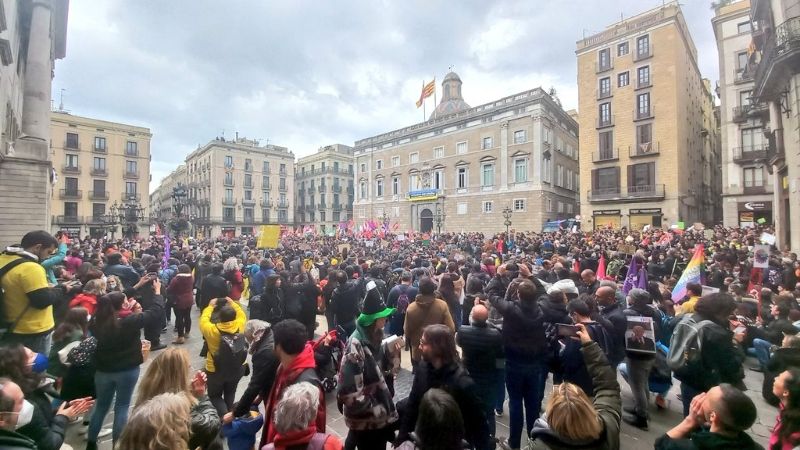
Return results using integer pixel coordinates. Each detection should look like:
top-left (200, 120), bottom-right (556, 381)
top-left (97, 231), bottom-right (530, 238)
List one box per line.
top-left (199, 299), bottom-right (247, 372)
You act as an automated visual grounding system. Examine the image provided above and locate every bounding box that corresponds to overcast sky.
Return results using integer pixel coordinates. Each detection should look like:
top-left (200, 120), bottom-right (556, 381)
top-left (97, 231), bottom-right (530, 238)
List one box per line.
top-left (52, 0), bottom-right (720, 193)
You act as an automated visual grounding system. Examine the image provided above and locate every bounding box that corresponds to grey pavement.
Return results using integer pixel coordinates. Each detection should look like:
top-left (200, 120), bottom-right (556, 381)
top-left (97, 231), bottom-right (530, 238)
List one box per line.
top-left (64, 307), bottom-right (775, 449)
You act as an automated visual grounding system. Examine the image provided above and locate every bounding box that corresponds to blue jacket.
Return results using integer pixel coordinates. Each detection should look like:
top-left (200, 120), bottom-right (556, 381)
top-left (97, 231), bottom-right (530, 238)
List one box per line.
top-left (222, 412), bottom-right (264, 450)
top-left (249, 268), bottom-right (275, 298)
top-left (42, 243), bottom-right (67, 285)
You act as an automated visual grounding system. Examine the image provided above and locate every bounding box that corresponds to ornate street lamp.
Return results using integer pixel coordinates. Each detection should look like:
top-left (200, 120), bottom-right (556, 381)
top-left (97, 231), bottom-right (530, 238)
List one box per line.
top-left (434, 203), bottom-right (446, 234)
top-left (105, 199), bottom-right (145, 240)
top-left (502, 205), bottom-right (513, 235)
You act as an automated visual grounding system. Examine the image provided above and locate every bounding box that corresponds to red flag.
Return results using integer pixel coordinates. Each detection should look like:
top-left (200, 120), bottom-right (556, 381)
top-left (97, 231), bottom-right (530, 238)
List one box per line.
top-left (572, 257), bottom-right (580, 274)
top-left (597, 254), bottom-right (607, 280)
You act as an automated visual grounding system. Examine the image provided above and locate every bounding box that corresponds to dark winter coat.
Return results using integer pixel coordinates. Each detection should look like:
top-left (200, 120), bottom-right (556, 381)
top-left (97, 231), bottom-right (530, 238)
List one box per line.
top-left (398, 361), bottom-right (490, 450)
top-left (167, 273), bottom-right (195, 309)
top-left (233, 331), bottom-right (279, 418)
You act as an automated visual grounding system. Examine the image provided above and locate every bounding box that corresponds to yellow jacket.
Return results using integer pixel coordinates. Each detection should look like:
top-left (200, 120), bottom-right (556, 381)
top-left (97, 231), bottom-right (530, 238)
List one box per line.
top-left (199, 299), bottom-right (246, 372)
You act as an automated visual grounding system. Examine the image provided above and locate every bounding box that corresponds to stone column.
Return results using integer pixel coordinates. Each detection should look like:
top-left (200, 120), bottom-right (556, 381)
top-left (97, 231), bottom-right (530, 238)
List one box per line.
top-left (20, 0), bottom-right (53, 148)
top-left (769, 100), bottom-right (784, 249)
top-left (0, 0), bottom-right (55, 246)
top-left (500, 122), bottom-right (508, 190)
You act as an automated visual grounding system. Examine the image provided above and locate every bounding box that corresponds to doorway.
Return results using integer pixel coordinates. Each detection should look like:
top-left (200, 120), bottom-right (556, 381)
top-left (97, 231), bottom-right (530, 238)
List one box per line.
top-left (420, 208), bottom-right (433, 233)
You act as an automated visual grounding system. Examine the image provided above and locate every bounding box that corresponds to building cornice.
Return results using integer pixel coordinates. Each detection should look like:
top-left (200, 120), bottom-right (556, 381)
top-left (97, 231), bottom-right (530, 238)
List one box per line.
top-left (354, 87), bottom-right (576, 152)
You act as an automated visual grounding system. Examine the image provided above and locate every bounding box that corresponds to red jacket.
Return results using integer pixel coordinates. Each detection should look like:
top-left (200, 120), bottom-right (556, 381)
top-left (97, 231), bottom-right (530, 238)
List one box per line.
top-left (69, 293), bottom-right (98, 316)
top-left (261, 344), bottom-right (326, 447)
top-left (167, 274), bottom-right (194, 309)
top-left (226, 270), bottom-right (244, 300)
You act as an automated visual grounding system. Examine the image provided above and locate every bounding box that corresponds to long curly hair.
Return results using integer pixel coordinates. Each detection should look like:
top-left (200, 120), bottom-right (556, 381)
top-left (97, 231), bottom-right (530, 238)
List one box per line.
top-left (134, 347), bottom-right (196, 409)
top-left (0, 344), bottom-right (42, 394)
top-left (118, 392), bottom-right (191, 450)
top-left (778, 368), bottom-right (800, 446)
top-left (52, 307), bottom-right (89, 343)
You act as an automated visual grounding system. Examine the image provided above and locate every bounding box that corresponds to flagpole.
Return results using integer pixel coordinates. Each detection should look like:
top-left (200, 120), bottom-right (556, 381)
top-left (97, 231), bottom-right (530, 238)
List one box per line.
top-left (423, 97), bottom-right (426, 121)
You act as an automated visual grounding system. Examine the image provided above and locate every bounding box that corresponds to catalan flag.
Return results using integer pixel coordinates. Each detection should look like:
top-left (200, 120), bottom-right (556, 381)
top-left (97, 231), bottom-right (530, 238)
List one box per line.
top-left (416, 78), bottom-right (435, 108)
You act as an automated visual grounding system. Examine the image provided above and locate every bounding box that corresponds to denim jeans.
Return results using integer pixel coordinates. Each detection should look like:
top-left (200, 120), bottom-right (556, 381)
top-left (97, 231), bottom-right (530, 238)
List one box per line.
top-left (88, 367), bottom-right (140, 443)
top-left (751, 338), bottom-right (773, 369)
top-left (4, 331), bottom-right (53, 355)
top-left (680, 382), bottom-right (703, 417)
top-left (623, 357), bottom-right (654, 419)
top-left (505, 361), bottom-right (547, 449)
top-left (495, 367), bottom-right (506, 411)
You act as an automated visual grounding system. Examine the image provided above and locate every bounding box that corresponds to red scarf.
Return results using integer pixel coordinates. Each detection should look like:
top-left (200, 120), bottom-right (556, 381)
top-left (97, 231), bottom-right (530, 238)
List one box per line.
top-left (271, 425), bottom-right (318, 449)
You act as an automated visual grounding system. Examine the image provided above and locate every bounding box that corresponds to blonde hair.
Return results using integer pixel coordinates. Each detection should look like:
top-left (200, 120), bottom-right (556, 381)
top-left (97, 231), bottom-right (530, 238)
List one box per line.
top-left (545, 382), bottom-right (603, 442)
top-left (118, 392), bottom-right (191, 450)
top-left (84, 278), bottom-right (106, 296)
top-left (106, 275), bottom-right (122, 292)
top-left (134, 347), bottom-right (195, 409)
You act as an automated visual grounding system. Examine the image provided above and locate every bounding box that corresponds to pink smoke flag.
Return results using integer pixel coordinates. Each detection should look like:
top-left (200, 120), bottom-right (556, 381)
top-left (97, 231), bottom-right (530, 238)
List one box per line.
top-left (597, 254), bottom-right (607, 280)
top-left (671, 244), bottom-right (705, 301)
top-left (572, 257), bottom-right (580, 274)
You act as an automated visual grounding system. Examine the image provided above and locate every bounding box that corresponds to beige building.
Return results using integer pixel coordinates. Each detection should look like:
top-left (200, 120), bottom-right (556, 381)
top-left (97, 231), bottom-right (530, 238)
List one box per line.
top-left (295, 144), bottom-right (355, 234)
top-left (354, 72), bottom-right (579, 234)
top-left (150, 164), bottom-right (187, 223)
top-left (49, 112), bottom-right (152, 238)
top-left (0, 0), bottom-right (68, 246)
top-left (713, 0), bottom-right (774, 228)
top-left (746, 0), bottom-right (800, 252)
top-left (576, 2), bottom-right (719, 230)
top-left (185, 137), bottom-right (295, 238)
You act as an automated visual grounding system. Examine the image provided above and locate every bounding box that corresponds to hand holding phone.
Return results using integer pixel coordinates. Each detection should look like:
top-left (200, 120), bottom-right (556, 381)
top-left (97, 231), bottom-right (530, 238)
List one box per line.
top-left (556, 323), bottom-right (580, 338)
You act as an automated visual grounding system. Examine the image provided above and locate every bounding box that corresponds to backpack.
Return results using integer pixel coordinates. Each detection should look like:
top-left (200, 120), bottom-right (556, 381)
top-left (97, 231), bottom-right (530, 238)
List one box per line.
top-left (667, 314), bottom-right (714, 381)
top-left (0, 258), bottom-right (36, 337)
top-left (213, 326), bottom-right (247, 373)
top-left (263, 432), bottom-right (328, 450)
top-left (396, 286), bottom-right (411, 315)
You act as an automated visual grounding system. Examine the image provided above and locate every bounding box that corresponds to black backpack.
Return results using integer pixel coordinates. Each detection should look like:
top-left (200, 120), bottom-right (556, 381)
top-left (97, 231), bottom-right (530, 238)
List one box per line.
top-left (0, 258), bottom-right (36, 337)
top-left (213, 326), bottom-right (247, 373)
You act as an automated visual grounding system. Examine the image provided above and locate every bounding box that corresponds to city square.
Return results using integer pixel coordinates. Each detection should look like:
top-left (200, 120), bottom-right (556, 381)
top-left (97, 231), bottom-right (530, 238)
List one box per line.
top-left (0, 0), bottom-right (798, 449)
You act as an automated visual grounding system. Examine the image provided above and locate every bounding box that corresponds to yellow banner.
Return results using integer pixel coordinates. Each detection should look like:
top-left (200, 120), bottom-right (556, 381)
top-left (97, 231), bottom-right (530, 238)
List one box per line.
top-left (257, 225), bottom-right (281, 248)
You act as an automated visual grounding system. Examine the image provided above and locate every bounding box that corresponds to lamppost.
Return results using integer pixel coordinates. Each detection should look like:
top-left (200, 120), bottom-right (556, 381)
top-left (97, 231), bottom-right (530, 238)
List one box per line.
top-left (381, 210), bottom-right (389, 230)
top-left (168, 184), bottom-right (190, 237)
top-left (502, 205), bottom-right (513, 235)
top-left (434, 203), bottom-right (446, 234)
top-left (105, 199), bottom-right (146, 240)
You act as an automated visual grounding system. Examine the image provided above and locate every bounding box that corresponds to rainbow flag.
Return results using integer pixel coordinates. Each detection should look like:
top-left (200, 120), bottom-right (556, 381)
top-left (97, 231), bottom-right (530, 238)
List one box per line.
top-left (671, 244), bottom-right (705, 301)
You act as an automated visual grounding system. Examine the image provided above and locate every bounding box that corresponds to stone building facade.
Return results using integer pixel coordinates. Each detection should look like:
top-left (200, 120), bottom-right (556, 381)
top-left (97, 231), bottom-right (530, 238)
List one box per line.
top-left (184, 138), bottom-right (295, 238)
top-left (354, 73), bottom-right (579, 235)
top-left (714, 0), bottom-right (774, 229)
top-left (746, 0), bottom-right (800, 252)
top-left (0, 0), bottom-right (68, 246)
top-left (49, 112), bottom-right (152, 238)
top-left (294, 144), bottom-right (355, 233)
top-left (576, 2), bottom-right (720, 230)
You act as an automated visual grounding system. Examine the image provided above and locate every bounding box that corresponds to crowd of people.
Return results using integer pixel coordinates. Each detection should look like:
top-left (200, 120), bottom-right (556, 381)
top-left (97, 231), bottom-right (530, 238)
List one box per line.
top-left (0, 224), bottom-right (797, 449)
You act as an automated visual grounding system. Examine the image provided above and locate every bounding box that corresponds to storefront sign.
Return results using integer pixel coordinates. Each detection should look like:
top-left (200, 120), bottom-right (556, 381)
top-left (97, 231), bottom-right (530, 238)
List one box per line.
top-left (739, 201), bottom-right (771, 211)
top-left (592, 209), bottom-right (621, 216)
top-left (629, 208), bottom-right (662, 215)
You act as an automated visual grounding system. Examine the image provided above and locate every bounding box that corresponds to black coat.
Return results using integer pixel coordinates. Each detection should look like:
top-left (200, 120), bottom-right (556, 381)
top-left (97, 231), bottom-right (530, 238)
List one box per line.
top-left (399, 362), bottom-right (490, 450)
top-left (91, 295), bottom-right (164, 372)
top-left (599, 302), bottom-right (628, 366)
top-left (456, 322), bottom-right (503, 385)
top-left (200, 274), bottom-right (229, 309)
top-left (0, 429), bottom-right (36, 450)
top-left (17, 389), bottom-right (68, 450)
top-left (233, 332), bottom-right (280, 417)
top-left (677, 312), bottom-right (745, 392)
top-left (489, 283), bottom-right (548, 363)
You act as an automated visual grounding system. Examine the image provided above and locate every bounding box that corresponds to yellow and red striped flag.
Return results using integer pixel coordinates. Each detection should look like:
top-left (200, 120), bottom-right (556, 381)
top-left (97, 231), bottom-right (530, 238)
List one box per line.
top-left (415, 78), bottom-right (435, 108)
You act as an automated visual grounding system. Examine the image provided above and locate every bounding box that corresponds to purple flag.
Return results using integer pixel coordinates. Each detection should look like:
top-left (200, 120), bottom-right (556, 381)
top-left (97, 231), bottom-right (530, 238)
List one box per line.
top-left (622, 257), bottom-right (638, 295)
top-left (162, 234), bottom-right (171, 269)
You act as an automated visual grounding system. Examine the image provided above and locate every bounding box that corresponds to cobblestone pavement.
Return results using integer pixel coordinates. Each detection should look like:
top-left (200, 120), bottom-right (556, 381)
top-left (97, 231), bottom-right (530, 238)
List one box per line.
top-left (64, 309), bottom-right (774, 449)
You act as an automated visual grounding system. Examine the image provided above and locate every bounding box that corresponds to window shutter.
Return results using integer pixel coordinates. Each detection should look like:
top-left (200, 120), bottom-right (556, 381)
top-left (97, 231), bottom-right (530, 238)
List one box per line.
top-left (626, 165), bottom-right (633, 187)
top-left (648, 162), bottom-right (655, 187)
top-left (592, 169), bottom-right (598, 190)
